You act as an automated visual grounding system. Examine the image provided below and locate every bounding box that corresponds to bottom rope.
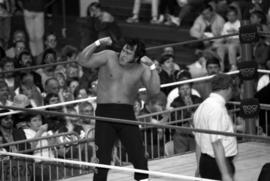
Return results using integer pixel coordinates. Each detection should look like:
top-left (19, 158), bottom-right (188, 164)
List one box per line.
top-left (0, 151), bottom-right (217, 181)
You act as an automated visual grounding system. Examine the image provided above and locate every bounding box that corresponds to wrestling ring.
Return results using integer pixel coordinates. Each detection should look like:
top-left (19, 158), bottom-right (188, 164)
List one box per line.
top-left (0, 24), bottom-right (270, 181)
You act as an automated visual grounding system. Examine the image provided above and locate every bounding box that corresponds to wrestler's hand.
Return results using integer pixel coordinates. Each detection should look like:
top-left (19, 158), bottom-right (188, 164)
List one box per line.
top-left (140, 56), bottom-right (154, 66)
top-left (98, 37), bottom-right (113, 46)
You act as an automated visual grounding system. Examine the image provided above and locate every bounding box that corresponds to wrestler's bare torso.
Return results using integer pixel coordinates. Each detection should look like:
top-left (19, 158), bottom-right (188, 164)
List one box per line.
top-left (96, 52), bottom-right (145, 105)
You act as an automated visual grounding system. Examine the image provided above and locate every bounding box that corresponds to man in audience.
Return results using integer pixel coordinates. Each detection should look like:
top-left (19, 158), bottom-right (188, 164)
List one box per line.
top-left (216, 6), bottom-right (240, 71)
top-left (0, 109), bottom-right (29, 152)
top-left (169, 70), bottom-right (202, 154)
top-left (2, 58), bottom-right (18, 92)
top-left (44, 77), bottom-right (60, 96)
top-left (193, 56), bottom-right (221, 100)
top-left (159, 54), bottom-right (180, 95)
top-left (36, 48), bottom-right (57, 87)
top-left (190, 4), bottom-right (225, 49)
top-left (0, 79), bottom-right (12, 106)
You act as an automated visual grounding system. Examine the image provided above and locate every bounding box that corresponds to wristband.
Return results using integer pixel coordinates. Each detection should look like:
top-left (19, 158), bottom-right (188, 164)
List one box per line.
top-left (95, 40), bottom-right (101, 47)
top-left (150, 64), bottom-right (156, 70)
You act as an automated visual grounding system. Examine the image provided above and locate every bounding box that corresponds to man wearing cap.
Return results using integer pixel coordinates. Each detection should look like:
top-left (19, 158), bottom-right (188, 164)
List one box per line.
top-left (193, 73), bottom-right (238, 181)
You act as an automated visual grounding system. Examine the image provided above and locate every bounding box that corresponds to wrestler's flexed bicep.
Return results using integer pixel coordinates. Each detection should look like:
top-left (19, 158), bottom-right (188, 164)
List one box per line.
top-left (78, 50), bottom-right (115, 69)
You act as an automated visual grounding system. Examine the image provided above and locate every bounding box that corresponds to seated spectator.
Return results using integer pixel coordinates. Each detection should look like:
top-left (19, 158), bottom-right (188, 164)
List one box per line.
top-left (43, 93), bottom-right (65, 134)
top-left (257, 59), bottom-right (270, 91)
top-left (6, 40), bottom-right (26, 59)
top-left (15, 73), bottom-right (43, 107)
top-left (12, 94), bottom-right (31, 127)
top-left (251, 10), bottom-right (270, 68)
top-left (0, 109), bottom-right (29, 152)
top-left (78, 102), bottom-right (95, 138)
top-left (23, 114), bottom-right (55, 161)
top-left (5, 30), bottom-right (27, 58)
top-left (166, 70), bottom-right (201, 110)
top-left (57, 107), bottom-right (92, 161)
top-left (68, 77), bottom-right (79, 93)
top-left (245, 0), bottom-right (270, 17)
top-left (0, 79), bottom-right (12, 106)
top-left (55, 72), bottom-right (66, 90)
top-left (139, 92), bottom-right (169, 158)
top-left (216, 6), bottom-right (240, 71)
top-left (44, 77), bottom-right (60, 96)
top-left (66, 63), bottom-right (81, 80)
top-left (187, 49), bottom-right (217, 78)
top-left (193, 56), bottom-right (221, 100)
top-left (169, 72), bottom-right (202, 154)
top-left (157, 0), bottom-right (179, 26)
top-left (16, 51), bottom-right (43, 91)
top-left (1, 58), bottom-right (19, 93)
top-left (36, 32), bottom-right (60, 65)
top-left (176, 0), bottom-right (205, 27)
top-left (56, 45), bottom-right (79, 78)
top-left (190, 4), bottom-right (225, 49)
top-left (159, 54), bottom-right (180, 95)
top-left (74, 86), bottom-right (89, 100)
top-left (36, 48), bottom-right (57, 87)
top-left (44, 92), bottom-right (61, 112)
top-left (126, 0), bottom-right (159, 24)
top-left (88, 2), bottom-right (122, 47)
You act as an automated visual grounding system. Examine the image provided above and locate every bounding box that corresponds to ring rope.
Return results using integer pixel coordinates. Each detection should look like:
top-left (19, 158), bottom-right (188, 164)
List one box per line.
top-left (0, 97), bottom-right (96, 117)
top-left (0, 104), bottom-right (270, 142)
top-left (0, 69), bottom-right (269, 117)
top-left (0, 60), bottom-right (76, 75)
top-left (0, 70), bottom-right (238, 117)
top-left (0, 151), bottom-right (217, 181)
top-left (0, 31), bottom-right (269, 74)
top-left (146, 33), bottom-right (238, 51)
top-left (0, 32), bottom-right (257, 74)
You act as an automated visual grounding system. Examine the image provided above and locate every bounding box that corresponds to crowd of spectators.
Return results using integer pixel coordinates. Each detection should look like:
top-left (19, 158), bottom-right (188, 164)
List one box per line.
top-left (0, 0), bottom-right (270, 174)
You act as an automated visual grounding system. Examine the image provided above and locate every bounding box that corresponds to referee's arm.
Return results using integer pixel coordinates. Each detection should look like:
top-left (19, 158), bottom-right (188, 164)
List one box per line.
top-left (212, 140), bottom-right (234, 181)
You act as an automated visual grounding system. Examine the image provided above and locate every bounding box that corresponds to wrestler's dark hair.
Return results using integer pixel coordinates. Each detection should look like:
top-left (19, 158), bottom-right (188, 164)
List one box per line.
top-left (206, 56), bottom-right (221, 68)
top-left (125, 38), bottom-right (146, 63)
top-left (211, 73), bottom-right (233, 91)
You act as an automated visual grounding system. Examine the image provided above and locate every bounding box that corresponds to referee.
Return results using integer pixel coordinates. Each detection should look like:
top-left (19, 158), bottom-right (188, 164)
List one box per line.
top-left (193, 73), bottom-right (238, 181)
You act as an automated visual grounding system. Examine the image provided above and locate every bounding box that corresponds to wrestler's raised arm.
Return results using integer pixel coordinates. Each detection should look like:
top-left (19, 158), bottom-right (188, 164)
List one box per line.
top-left (77, 37), bottom-right (113, 69)
top-left (141, 56), bottom-right (160, 96)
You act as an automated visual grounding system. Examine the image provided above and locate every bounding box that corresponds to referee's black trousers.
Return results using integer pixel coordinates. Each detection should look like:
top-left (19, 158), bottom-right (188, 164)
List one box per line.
top-left (199, 153), bottom-right (235, 180)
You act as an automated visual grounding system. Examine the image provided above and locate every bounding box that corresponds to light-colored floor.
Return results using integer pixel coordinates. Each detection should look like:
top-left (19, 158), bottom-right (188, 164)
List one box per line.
top-left (61, 142), bottom-right (270, 181)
